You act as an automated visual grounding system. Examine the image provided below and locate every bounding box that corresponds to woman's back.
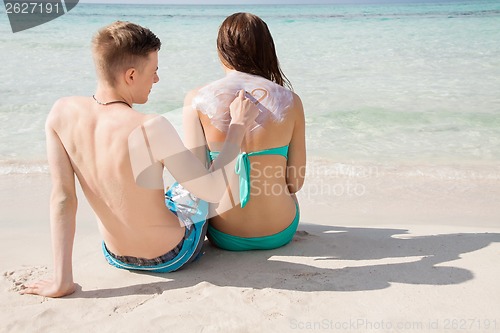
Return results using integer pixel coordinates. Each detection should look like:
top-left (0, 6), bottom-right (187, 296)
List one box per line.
top-left (186, 71), bottom-right (305, 238)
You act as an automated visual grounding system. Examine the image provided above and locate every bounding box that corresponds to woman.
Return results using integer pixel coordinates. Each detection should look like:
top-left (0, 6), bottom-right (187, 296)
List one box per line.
top-left (183, 13), bottom-right (306, 251)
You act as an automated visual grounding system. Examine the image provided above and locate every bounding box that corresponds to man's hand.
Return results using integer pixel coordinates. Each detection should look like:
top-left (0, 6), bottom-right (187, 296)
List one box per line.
top-left (20, 279), bottom-right (76, 298)
top-left (229, 90), bottom-right (260, 128)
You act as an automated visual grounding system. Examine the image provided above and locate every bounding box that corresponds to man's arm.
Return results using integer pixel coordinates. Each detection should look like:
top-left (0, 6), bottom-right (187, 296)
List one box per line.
top-left (183, 89), bottom-right (209, 166)
top-left (128, 90), bottom-right (259, 203)
top-left (21, 102), bottom-right (77, 298)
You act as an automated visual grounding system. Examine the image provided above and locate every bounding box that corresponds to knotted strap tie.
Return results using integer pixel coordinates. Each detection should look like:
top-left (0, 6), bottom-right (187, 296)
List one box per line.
top-left (234, 152), bottom-right (251, 208)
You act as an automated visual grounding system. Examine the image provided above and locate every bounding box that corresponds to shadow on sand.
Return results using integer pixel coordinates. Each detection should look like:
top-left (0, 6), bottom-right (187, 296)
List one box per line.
top-left (69, 222), bottom-right (500, 298)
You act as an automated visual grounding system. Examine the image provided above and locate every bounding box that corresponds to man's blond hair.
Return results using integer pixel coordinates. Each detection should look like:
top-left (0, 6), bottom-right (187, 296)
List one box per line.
top-left (92, 21), bottom-right (161, 85)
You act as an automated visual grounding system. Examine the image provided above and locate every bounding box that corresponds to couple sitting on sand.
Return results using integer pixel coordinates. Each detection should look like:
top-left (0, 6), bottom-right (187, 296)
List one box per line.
top-left (22, 13), bottom-right (305, 298)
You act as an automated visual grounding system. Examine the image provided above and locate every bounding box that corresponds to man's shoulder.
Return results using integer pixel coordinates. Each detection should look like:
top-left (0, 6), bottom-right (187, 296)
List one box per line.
top-left (51, 96), bottom-right (88, 110)
top-left (46, 96), bottom-right (89, 128)
top-left (142, 114), bottom-right (172, 130)
top-left (184, 87), bottom-right (201, 105)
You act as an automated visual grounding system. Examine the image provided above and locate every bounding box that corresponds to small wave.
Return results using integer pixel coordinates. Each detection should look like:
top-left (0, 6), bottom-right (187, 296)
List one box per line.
top-left (0, 161), bottom-right (49, 175)
top-left (71, 3), bottom-right (500, 21)
top-left (305, 157), bottom-right (500, 181)
top-left (71, 9), bottom-right (500, 21)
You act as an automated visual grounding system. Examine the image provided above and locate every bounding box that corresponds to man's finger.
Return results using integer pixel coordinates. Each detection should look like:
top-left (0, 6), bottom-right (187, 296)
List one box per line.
top-left (19, 286), bottom-right (36, 295)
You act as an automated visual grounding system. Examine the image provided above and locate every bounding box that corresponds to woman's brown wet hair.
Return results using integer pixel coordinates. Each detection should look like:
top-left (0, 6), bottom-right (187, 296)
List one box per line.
top-left (217, 12), bottom-right (292, 90)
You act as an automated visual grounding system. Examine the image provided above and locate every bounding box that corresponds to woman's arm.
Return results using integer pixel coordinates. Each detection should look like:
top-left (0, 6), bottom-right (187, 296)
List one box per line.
top-left (286, 93), bottom-right (306, 194)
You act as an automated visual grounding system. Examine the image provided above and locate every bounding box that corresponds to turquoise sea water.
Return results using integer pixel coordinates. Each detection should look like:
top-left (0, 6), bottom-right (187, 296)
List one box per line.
top-left (0, 1), bottom-right (499, 174)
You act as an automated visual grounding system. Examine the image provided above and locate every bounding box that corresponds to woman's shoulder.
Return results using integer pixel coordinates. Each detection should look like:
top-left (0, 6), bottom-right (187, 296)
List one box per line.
top-left (185, 76), bottom-right (226, 106)
top-left (188, 75), bottom-right (229, 96)
top-left (289, 92), bottom-right (304, 113)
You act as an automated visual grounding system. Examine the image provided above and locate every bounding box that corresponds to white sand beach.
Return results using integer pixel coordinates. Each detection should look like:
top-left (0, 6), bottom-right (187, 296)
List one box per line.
top-left (2, 1), bottom-right (500, 332)
top-left (1, 168), bottom-right (499, 333)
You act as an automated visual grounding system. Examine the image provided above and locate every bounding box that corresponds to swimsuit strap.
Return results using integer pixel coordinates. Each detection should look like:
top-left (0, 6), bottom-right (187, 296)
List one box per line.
top-left (247, 145), bottom-right (289, 158)
top-left (233, 145), bottom-right (289, 208)
top-left (234, 152), bottom-right (251, 208)
top-left (208, 145), bottom-right (288, 162)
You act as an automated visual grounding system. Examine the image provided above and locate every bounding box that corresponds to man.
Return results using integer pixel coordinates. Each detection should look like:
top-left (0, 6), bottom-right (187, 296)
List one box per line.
top-left (21, 21), bottom-right (259, 297)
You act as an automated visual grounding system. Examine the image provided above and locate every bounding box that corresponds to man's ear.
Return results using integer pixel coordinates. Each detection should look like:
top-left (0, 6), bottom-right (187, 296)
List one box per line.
top-left (125, 68), bottom-right (136, 85)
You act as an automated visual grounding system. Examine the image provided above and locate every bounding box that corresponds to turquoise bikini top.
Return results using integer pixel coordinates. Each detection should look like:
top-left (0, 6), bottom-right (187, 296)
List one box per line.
top-left (208, 145), bottom-right (289, 208)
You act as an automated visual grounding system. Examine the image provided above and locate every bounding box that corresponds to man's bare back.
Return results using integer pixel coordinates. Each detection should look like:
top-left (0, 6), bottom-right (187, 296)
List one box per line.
top-left (49, 96), bottom-right (185, 259)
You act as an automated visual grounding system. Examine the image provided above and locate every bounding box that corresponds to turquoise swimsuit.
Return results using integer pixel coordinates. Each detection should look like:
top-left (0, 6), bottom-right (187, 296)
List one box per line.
top-left (207, 204), bottom-right (300, 251)
top-left (209, 145), bottom-right (289, 208)
top-left (207, 145), bottom-right (300, 251)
